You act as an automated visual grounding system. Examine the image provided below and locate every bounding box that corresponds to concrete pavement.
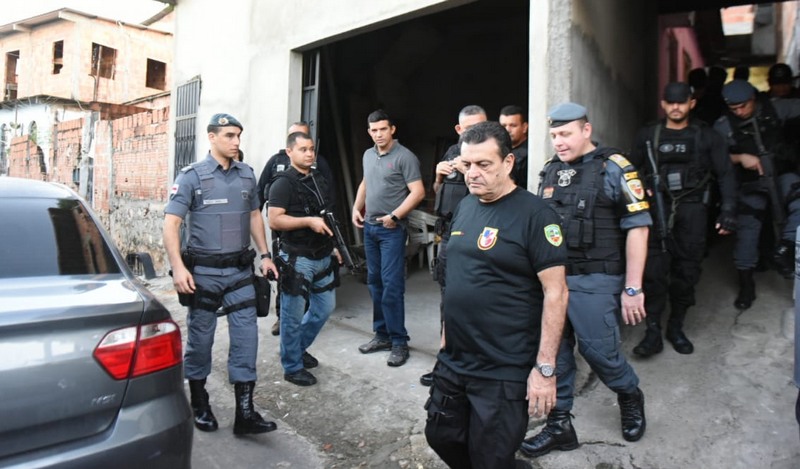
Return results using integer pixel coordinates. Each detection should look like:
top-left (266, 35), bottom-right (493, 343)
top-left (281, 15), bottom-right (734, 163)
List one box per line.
top-left (145, 236), bottom-right (800, 468)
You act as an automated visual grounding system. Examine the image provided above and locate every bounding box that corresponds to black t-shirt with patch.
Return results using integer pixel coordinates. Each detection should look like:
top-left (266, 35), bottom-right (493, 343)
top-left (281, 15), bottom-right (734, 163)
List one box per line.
top-left (438, 187), bottom-right (567, 382)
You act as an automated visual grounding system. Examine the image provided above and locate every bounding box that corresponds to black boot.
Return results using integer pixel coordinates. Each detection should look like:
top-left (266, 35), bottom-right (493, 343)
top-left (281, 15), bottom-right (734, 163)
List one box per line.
top-left (519, 409), bottom-right (579, 457)
top-left (773, 240), bottom-right (796, 279)
top-left (188, 379), bottom-right (218, 432)
top-left (233, 382), bottom-right (277, 435)
top-left (618, 388), bottom-right (646, 442)
top-left (734, 269), bottom-right (756, 310)
top-left (666, 306), bottom-right (694, 354)
top-left (633, 320), bottom-right (663, 357)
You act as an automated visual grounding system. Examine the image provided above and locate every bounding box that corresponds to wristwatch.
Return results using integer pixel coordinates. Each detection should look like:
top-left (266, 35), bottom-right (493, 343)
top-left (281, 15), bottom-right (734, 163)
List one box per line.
top-left (534, 363), bottom-right (555, 378)
top-left (624, 286), bottom-right (643, 296)
top-left (390, 213), bottom-right (400, 222)
top-left (260, 252), bottom-right (272, 260)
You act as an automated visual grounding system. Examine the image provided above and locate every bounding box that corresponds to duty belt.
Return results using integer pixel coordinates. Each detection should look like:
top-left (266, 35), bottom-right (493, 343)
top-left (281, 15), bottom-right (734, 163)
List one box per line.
top-left (183, 248), bottom-right (255, 269)
top-left (566, 260), bottom-right (624, 276)
top-left (280, 241), bottom-right (332, 260)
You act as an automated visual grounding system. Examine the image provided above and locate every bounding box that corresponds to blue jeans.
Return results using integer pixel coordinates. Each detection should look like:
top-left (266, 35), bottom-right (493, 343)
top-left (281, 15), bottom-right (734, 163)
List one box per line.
top-left (279, 253), bottom-right (337, 374)
top-left (363, 222), bottom-right (409, 345)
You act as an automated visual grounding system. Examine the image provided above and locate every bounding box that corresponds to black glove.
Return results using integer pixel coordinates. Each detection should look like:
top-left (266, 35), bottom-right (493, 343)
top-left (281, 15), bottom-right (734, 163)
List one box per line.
top-left (715, 210), bottom-right (737, 232)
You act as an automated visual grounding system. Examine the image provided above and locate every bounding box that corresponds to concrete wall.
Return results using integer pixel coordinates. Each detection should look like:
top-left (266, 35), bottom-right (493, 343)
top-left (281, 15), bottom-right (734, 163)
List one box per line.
top-left (527, 0), bottom-right (655, 191)
top-left (0, 13), bottom-right (172, 103)
top-left (170, 0), bottom-right (468, 182)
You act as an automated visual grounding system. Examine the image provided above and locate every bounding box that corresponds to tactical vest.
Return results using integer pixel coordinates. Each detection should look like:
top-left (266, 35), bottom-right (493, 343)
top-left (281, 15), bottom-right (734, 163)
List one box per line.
top-left (539, 149), bottom-right (626, 272)
top-left (272, 167), bottom-right (334, 257)
top-left (262, 151), bottom-right (291, 203)
top-left (727, 94), bottom-right (786, 182)
top-left (434, 144), bottom-right (468, 218)
top-left (650, 123), bottom-right (711, 202)
top-left (185, 158), bottom-right (255, 254)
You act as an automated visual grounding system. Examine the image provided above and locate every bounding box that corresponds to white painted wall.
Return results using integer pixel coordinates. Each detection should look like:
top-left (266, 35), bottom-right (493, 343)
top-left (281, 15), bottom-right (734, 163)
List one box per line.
top-left (169, 0), bottom-right (466, 180)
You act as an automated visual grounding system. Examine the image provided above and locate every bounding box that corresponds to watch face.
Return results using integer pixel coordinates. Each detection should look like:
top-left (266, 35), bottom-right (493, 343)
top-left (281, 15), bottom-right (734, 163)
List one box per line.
top-left (625, 287), bottom-right (640, 296)
top-left (538, 364), bottom-right (555, 377)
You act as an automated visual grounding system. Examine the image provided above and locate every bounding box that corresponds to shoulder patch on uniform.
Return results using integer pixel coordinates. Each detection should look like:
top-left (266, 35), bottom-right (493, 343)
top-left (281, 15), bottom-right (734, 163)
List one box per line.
top-left (626, 179), bottom-right (645, 200)
top-left (627, 201), bottom-right (650, 212)
top-left (170, 184), bottom-right (179, 196)
top-left (544, 224), bottom-right (563, 247)
top-left (607, 154), bottom-right (632, 169)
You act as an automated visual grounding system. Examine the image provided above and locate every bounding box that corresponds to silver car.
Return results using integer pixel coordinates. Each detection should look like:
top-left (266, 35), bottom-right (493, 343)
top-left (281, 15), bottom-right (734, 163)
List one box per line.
top-left (0, 177), bottom-right (193, 468)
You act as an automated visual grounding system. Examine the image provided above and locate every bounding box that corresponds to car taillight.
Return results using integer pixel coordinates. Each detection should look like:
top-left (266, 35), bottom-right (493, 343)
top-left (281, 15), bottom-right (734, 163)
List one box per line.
top-left (94, 320), bottom-right (183, 380)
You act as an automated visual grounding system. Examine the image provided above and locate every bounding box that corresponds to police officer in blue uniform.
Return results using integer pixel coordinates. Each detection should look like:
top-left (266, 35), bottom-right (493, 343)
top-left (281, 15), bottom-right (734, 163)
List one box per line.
top-left (713, 80), bottom-right (800, 309)
top-left (164, 113), bottom-right (278, 435)
top-left (419, 104), bottom-right (487, 388)
top-left (521, 103), bottom-right (650, 458)
top-left (629, 82), bottom-right (737, 357)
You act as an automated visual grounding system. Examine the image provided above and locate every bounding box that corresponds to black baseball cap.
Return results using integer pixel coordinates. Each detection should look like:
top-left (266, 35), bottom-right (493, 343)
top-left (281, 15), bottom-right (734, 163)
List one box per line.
top-left (663, 82), bottom-right (693, 103)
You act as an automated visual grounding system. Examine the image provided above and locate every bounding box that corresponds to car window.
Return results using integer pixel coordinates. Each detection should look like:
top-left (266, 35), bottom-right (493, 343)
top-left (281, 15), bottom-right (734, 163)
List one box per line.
top-left (0, 197), bottom-right (122, 278)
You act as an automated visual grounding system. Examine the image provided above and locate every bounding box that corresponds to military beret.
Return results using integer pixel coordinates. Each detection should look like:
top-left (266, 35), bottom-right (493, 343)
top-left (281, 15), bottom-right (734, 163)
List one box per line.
top-left (209, 113), bottom-right (243, 130)
top-left (768, 63), bottom-right (793, 85)
top-left (547, 102), bottom-right (588, 127)
top-left (722, 79), bottom-right (755, 105)
top-left (663, 82), bottom-right (693, 103)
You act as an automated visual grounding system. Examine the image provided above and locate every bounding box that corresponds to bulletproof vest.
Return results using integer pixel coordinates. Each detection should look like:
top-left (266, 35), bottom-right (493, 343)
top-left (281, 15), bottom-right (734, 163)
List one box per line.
top-left (273, 167), bottom-right (333, 251)
top-left (727, 95), bottom-right (786, 181)
top-left (185, 158), bottom-right (255, 254)
top-left (434, 144), bottom-right (468, 218)
top-left (539, 149), bottom-right (626, 264)
top-left (263, 151), bottom-right (291, 203)
top-left (651, 123), bottom-right (711, 198)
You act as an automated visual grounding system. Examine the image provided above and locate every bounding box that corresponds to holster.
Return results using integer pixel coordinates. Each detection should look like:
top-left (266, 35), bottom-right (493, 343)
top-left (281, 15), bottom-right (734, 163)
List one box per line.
top-left (178, 292), bottom-right (194, 307)
top-left (253, 275), bottom-right (271, 317)
top-left (169, 269), bottom-right (196, 307)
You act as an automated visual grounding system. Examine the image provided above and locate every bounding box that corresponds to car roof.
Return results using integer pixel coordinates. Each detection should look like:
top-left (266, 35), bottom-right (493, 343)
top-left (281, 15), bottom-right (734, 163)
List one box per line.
top-left (0, 176), bottom-right (77, 199)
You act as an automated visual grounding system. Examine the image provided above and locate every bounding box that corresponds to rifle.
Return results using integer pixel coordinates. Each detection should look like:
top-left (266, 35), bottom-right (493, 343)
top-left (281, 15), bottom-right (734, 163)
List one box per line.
top-left (645, 140), bottom-right (669, 251)
top-left (321, 209), bottom-right (357, 273)
top-left (301, 171), bottom-right (357, 273)
top-left (748, 118), bottom-right (786, 244)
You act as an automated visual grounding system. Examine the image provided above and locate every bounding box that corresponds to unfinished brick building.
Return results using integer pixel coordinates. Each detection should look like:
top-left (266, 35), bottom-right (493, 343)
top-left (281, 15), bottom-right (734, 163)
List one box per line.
top-left (0, 7), bottom-right (174, 272)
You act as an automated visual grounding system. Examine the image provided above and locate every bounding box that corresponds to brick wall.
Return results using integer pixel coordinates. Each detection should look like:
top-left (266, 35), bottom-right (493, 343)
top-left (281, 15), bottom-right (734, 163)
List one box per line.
top-left (7, 135), bottom-right (46, 181)
top-left (0, 14), bottom-right (172, 104)
top-left (8, 105), bottom-right (172, 275)
top-left (105, 105), bottom-right (171, 274)
top-left (50, 118), bottom-right (85, 189)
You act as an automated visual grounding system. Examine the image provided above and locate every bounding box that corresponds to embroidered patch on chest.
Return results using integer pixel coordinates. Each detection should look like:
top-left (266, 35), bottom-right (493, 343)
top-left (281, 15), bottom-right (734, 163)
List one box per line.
top-left (477, 227), bottom-right (499, 250)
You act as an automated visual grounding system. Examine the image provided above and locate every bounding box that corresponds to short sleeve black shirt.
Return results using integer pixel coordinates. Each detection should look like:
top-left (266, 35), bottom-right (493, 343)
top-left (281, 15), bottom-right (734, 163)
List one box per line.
top-left (438, 187), bottom-right (567, 382)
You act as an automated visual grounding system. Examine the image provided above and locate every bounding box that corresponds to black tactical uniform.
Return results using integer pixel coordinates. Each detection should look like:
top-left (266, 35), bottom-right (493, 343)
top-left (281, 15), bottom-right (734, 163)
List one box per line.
top-left (714, 80), bottom-right (800, 309)
top-left (630, 116), bottom-right (737, 356)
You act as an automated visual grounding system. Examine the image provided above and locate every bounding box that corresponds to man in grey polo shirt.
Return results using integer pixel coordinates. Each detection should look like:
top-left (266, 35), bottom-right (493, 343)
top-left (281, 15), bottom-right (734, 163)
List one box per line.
top-left (352, 109), bottom-right (425, 367)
